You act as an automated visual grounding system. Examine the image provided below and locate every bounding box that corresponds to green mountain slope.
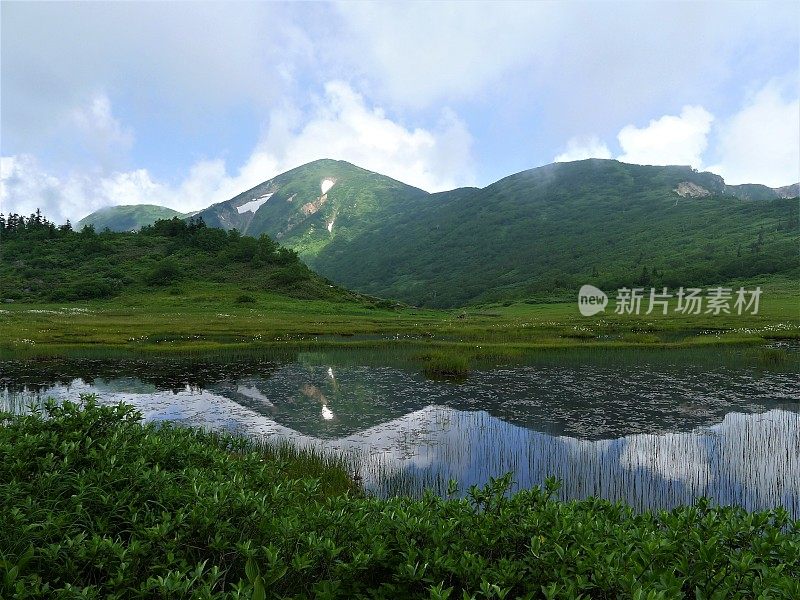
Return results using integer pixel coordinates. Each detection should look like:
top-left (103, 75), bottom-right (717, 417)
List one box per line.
top-left (314, 160), bottom-right (798, 306)
top-left (71, 159), bottom-right (798, 308)
top-left (0, 213), bottom-right (359, 303)
top-left (77, 205), bottom-right (185, 232)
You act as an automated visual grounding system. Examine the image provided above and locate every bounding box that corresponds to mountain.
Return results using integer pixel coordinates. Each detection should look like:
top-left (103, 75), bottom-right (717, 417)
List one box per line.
top-left (77, 204), bottom-right (186, 232)
top-left (71, 160), bottom-right (798, 307)
top-left (193, 159), bottom-right (429, 254)
top-left (192, 158), bottom-right (798, 307)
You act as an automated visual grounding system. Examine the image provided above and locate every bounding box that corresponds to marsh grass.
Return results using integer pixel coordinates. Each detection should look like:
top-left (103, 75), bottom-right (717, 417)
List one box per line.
top-left (758, 347), bottom-right (791, 366)
top-left (0, 276), bottom-right (798, 361)
top-left (416, 350), bottom-right (471, 379)
top-left (246, 435), bottom-right (359, 493)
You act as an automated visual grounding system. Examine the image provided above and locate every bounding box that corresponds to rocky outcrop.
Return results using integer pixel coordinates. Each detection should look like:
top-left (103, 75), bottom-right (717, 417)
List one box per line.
top-left (300, 194), bottom-right (328, 216)
top-left (774, 183), bottom-right (800, 198)
top-left (674, 181), bottom-right (711, 198)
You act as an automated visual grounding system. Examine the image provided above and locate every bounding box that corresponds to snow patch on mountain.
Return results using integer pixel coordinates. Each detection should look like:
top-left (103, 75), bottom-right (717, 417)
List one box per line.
top-left (236, 193), bottom-right (273, 214)
top-left (321, 178), bottom-right (336, 195)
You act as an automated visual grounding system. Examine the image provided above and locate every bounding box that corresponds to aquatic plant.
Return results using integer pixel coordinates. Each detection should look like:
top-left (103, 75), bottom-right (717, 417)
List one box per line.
top-left (417, 350), bottom-right (470, 379)
top-left (757, 347), bottom-right (791, 366)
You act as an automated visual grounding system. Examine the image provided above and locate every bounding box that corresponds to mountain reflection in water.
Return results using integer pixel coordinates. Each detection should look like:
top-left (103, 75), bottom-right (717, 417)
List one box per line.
top-left (2, 357), bottom-right (797, 515)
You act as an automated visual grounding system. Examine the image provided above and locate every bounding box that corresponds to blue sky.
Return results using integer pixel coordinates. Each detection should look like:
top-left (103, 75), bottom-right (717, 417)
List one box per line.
top-left (1, 1), bottom-right (798, 223)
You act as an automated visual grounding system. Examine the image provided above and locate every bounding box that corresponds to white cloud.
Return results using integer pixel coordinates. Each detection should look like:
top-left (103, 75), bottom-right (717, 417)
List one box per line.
top-left (259, 81), bottom-right (473, 192)
top-left (96, 169), bottom-right (164, 207)
top-left (554, 136), bottom-right (612, 162)
top-left (335, 2), bottom-right (554, 107)
top-left (0, 154), bottom-right (103, 224)
top-left (0, 82), bottom-right (474, 223)
top-left (555, 82), bottom-right (799, 186)
top-left (0, 154), bottom-right (279, 224)
top-left (551, 105), bottom-right (714, 169)
top-left (69, 92), bottom-right (134, 169)
top-left (0, 2), bottom-right (315, 157)
top-left (71, 94), bottom-right (132, 148)
top-left (335, 2), bottom-right (799, 121)
top-left (617, 106), bottom-right (714, 168)
top-left (706, 83), bottom-right (800, 186)
top-left (3, 1), bottom-right (798, 199)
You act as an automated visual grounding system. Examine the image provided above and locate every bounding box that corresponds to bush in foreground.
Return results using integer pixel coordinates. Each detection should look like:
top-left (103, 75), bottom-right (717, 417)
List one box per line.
top-left (1, 399), bottom-right (798, 599)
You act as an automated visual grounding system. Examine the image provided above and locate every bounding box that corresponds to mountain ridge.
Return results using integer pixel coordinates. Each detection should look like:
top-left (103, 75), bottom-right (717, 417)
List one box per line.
top-left (74, 158), bottom-right (799, 306)
top-left (76, 158), bottom-right (799, 233)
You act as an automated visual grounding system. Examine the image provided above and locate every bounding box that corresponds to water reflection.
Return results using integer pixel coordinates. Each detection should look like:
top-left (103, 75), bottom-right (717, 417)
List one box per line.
top-left (1, 356), bottom-right (798, 515)
top-left (343, 407), bottom-right (800, 516)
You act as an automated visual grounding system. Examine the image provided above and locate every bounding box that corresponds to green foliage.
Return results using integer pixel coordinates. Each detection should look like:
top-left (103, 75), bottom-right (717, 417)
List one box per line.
top-left (234, 293), bottom-right (257, 304)
top-left (11, 160), bottom-right (796, 309)
top-left (269, 264), bottom-right (312, 287)
top-left (310, 161), bottom-right (799, 306)
top-left (2, 401), bottom-right (798, 598)
top-left (53, 276), bottom-right (118, 300)
top-left (143, 259), bottom-right (182, 286)
top-left (757, 347), bottom-right (790, 366)
top-left (194, 159), bottom-right (427, 262)
top-left (0, 213), bottom-right (348, 302)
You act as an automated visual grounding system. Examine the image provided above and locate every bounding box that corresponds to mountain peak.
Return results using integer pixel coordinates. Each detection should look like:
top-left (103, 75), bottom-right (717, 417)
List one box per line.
top-left (76, 204), bottom-right (185, 232)
top-left (193, 157), bottom-right (428, 246)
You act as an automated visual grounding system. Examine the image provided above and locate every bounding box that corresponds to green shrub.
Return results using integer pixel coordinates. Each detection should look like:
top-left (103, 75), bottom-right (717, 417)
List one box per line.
top-left (235, 293), bottom-right (257, 304)
top-left (269, 265), bottom-right (310, 287)
top-left (51, 277), bottom-right (116, 300)
top-left (5, 210), bottom-right (344, 301)
top-left (143, 260), bottom-right (182, 286)
top-left (471, 347), bottom-right (525, 363)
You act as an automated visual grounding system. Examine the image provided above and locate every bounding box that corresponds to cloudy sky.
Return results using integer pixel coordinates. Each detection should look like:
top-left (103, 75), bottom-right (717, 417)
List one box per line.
top-left (1, 1), bottom-right (798, 223)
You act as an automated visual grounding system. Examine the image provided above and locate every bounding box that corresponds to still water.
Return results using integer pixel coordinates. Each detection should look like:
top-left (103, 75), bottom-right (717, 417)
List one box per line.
top-left (2, 351), bottom-right (798, 515)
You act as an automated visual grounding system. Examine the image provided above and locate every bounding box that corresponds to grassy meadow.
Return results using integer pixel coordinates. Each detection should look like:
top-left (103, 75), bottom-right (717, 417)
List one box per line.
top-left (1, 275), bottom-right (797, 361)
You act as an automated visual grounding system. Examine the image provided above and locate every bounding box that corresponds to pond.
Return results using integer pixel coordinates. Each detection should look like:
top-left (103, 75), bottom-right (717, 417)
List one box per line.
top-left (2, 348), bottom-right (798, 516)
